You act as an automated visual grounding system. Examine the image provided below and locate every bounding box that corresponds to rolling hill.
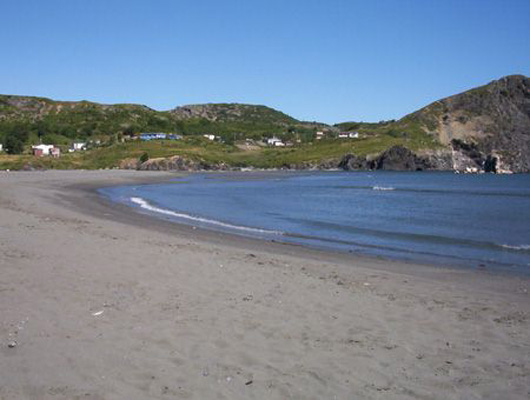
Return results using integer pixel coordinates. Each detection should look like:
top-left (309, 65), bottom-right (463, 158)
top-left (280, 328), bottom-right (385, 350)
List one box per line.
top-left (1, 74), bottom-right (529, 172)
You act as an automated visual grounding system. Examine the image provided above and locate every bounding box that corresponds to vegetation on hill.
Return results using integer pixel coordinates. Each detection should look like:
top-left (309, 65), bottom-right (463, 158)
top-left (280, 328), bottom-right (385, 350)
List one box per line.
top-left (0, 129), bottom-right (440, 171)
top-left (0, 96), bottom-right (320, 147)
top-left (0, 75), bottom-right (528, 171)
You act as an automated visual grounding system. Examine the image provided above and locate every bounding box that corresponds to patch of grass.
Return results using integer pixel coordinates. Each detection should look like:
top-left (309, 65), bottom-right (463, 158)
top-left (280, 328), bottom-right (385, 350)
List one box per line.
top-left (0, 124), bottom-right (442, 171)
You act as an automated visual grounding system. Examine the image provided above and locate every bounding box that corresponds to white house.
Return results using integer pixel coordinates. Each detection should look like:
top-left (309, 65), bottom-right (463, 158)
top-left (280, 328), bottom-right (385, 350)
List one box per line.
top-left (32, 144), bottom-right (55, 156)
top-left (267, 137), bottom-right (285, 147)
top-left (69, 142), bottom-right (87, 152)
top-left (338, 131), bottom-right (359, 139)
top-left (316, 131), bottom-right (325, 140)
top-left (72, 142), bottom-right (87, 151)
top-left (203, 134), bottom-right (217, 141)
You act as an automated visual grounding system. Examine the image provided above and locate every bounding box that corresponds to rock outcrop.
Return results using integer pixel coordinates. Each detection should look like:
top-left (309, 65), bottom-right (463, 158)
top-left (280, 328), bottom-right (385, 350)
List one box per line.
top-left (133, 156), bottom-right (229, 171)
top-left (374, 146), bottom-right (423, 171)
top-left (405, 75), bottom-right (530, 172)
top-left (339, 146), bottom-right (453, 172)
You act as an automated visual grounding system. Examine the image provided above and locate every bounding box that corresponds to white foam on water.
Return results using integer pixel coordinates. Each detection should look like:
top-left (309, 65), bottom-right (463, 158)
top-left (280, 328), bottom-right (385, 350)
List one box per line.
top-left (372, 186), bottom-right (395, 191)
top-left (500, 244), bottom-right (530, 251)
top-left (130, 197), bottom-right (282, 236)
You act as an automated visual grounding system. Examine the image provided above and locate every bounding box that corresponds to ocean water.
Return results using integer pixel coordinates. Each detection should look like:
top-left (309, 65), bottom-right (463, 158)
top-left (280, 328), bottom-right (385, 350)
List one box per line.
top-left (100, 172), bottom-right (530, 274)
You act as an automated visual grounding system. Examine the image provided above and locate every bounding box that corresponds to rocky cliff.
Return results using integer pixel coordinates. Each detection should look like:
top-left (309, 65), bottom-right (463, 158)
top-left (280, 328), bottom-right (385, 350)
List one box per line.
top-left (404, 75), bottom-right (530, 172)
top-left (338, 146), bottom-right (453, 172)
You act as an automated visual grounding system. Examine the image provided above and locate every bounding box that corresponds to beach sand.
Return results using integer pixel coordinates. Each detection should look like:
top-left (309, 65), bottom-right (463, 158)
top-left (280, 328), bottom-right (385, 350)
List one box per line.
top-left (0, 170), bottom-right (529, 399)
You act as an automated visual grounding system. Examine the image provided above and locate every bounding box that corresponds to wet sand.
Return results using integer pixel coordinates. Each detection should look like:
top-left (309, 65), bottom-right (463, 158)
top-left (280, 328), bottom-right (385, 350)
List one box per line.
top-left (0, 170), bottom-right (529, 399)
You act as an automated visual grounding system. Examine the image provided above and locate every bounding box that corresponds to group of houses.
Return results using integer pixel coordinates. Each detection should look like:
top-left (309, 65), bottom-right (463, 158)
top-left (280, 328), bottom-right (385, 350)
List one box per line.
top-left (31, 141), bottom-right (87, 157)
top-left (316, 131), bottom-right (359, 140)
top-left (135, 131), bottom-right (359, 146)
top-left (2, 129), bottom-right (361, 158)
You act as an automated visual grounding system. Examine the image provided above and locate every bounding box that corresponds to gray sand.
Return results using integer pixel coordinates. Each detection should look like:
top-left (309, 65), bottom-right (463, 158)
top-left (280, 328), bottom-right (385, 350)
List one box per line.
top-left (1, 170), bottom-right (529, 399)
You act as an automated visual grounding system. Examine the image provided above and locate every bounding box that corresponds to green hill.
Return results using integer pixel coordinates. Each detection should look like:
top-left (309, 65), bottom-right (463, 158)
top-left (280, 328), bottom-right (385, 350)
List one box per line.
top-left (1, 75), bottom-right (529, 172)
top-left (0, 96), bottom-right (318, 146)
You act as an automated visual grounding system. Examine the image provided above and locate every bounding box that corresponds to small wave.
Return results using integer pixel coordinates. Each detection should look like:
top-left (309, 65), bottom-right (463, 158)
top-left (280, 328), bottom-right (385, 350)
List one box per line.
top-left (130, 197), bottom-right (283, 236)
top-left (335, 185), bottom-right (530, 198)
top-left (500, 244), bottom-right (530, 252)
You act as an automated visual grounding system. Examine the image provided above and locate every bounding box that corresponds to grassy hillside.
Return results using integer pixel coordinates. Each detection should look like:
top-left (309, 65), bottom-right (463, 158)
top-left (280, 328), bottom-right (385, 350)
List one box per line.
top-left (3, 75), bottom-right (526, 171)
top-left (0, 126), bottom-right (440, 170)
top-left (0, 96), bottom-right (320, 147)
top-left (0, 94), bottom-right (443, 170)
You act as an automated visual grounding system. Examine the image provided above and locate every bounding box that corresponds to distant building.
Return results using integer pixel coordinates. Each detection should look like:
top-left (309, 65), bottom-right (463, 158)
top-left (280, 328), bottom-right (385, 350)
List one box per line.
top-left (140, 133), bottom-right (167, 141)
top-left (32, 144), bottom-right (55, 156)
top-left (338, 132), bottom-right (359, 139)
top-left (267, 137), bottom-right (285, 147)
top-left (316, 131), bottom-right (325, 140)
top-left (69, 142), bottom-right (87, 152)
top-left (0, 144), bottom-right (3, 152)
top-left (50, 147), bottom-right (61, 158)
top-left (203, 134), bottom-right (217, 141)
top-left (139, 133), bottom-right (182, 141)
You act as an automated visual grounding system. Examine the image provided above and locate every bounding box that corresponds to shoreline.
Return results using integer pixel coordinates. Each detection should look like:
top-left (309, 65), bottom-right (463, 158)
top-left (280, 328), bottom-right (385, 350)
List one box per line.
top-left (1, 170), bottom-right (529, 399)
top-left (74, 171), bottom-right (511, 282)
top-left (90, 170), bottom-right (527, 279)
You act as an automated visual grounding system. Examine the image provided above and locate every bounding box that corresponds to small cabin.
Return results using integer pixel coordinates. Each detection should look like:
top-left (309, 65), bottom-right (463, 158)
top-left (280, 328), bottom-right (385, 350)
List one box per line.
top-left (32, 144), bottom-right (55, 156)
top-left (72, 142), bottom-right (87, 151)
top-left (267, 137), bottom-right (285, 147)
top-left (338, 131), bottom-right (359, 139)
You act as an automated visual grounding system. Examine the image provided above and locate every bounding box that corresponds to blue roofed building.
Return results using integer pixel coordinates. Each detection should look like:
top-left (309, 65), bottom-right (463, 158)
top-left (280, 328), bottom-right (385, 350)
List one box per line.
top-left (140, 133), bottom-right (182, 141)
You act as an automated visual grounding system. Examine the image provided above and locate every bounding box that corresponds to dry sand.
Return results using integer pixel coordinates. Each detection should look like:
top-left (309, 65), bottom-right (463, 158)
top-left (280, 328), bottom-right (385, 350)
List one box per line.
top-left (0, 170), bottom-right (529, 400)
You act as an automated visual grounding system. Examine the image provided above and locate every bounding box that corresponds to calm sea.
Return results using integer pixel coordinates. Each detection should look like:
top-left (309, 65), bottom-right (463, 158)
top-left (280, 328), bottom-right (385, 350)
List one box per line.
top-left (100, 172), bottom-right (530, 274)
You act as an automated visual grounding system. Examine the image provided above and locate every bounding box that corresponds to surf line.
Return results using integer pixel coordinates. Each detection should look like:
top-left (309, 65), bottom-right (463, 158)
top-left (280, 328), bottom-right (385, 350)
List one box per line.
top-left (130, 197), bottom-right (283, 236)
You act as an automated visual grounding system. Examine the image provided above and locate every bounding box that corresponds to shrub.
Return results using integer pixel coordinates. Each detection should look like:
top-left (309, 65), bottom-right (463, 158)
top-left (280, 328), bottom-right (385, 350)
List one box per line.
top-left (5, 133), bottom-right (26, 154)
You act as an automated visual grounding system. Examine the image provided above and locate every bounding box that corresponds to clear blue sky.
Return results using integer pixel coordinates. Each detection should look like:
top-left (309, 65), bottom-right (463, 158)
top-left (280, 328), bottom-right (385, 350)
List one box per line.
top-left (2, 0), bottom-right (529, 124)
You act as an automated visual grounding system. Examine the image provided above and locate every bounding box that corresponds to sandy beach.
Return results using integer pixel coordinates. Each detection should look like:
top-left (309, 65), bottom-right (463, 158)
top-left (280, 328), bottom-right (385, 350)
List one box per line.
top-left (0, 170), bottom-right (529, 400)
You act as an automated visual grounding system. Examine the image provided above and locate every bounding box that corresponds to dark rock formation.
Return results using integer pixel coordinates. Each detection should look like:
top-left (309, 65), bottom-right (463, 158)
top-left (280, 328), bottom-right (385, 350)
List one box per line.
top-left (484, 155), bottom-right (497, 173)
top-left (136, 155), bottom-right (229, 171)
top-left (339, 146), bottom-right (453, 172)
top-left (338, 154), bottom-right (368, 170)
top-left (375, 146), bottom-right (422, 171)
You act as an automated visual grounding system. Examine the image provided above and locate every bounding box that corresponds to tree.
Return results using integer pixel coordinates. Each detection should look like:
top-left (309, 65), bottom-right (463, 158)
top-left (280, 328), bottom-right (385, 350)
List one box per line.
top-left (139, 152), bottom-right (149, 163)
top-left (5, 133), bottom-right (25, 154)
top-left (3, 123), bottom-right (30, 154)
